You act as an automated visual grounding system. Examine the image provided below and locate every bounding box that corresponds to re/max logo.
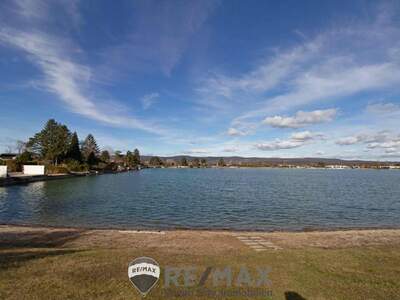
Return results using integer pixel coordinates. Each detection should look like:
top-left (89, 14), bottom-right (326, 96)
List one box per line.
top-left (131, 266), bottom-right (158, 274)
top-left (163, 266), bottom-right (271, 287)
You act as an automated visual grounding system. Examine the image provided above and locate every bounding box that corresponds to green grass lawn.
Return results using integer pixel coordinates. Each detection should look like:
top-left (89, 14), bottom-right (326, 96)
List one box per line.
top-left (1, 244), bottom-right (399, 299)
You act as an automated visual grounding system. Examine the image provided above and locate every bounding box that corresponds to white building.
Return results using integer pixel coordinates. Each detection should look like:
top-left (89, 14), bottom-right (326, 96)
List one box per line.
top-left (23, 165), bottom-right (45, 175)
top-left (0, 166), bottom-right (7, 178)
top-left (326, 165), bottom-right (350, 169)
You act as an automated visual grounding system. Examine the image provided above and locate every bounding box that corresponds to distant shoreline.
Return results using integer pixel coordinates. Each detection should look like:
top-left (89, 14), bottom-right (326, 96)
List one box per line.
top-left (1, 166), bottom-right (398, 187)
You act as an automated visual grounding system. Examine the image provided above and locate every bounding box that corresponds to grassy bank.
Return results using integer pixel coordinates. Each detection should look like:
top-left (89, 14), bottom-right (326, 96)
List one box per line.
top-left (0, 226), bottom-right (399, 299)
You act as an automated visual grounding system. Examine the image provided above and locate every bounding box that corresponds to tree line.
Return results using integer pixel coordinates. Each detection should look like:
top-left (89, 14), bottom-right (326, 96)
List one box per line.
top-left (1, 119), bottom-right (231, 172)
top-left (5, 119), bottom-right (141, 173)
top-left (147, 156), bottom-right (225, 167)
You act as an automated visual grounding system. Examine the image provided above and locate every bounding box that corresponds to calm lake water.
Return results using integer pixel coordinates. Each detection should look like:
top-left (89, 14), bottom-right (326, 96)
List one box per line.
top-left (1, 168), bottom-right (400, 231)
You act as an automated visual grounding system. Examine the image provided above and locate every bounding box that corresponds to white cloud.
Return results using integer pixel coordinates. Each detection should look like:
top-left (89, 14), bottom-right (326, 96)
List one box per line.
top-left (290, 130), bottom-right (324, 141)
top-left (336, 136), bottom-right (364, 145)
top-left (223, 147), bottom-right (238, 153)
top-left (199, 41), bottom-right (320, 99)
top-left (182, 148), bottom-right (210, 155)
top-left (255, 131), bottom-right (324, 151)
top-left (239, 61), bottom-right (400, 122)
top-left (255, 140), bottom-right (303, 151)
top-left (336, 131), bottom-right (400, 154)
top-left (207, 7), bottom-right (400, 134)
top-left (263, 108), bottom-right (337, 128)
top-left (336, 131), bottom-right (391, 145)
top-left (141, 92), bottom-right (159, 110)
top-left (227, 127), bottom-right (248, 136)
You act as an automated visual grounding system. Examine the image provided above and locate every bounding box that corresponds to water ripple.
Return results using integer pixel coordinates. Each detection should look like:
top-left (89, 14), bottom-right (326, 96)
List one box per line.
top-left (1, 169), bottom-right (400, 230)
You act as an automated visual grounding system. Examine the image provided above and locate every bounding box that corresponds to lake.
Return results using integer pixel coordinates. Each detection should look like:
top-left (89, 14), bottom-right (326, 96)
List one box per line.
top-left (1, 168), bottom-right (400, 231)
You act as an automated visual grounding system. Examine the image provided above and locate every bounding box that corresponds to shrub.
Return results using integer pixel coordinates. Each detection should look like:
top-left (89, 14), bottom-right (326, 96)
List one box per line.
top-left (46, 165), bottom-right (69, 174)
top-left (91, 162), bottom-right (117, 172)
top-left (65, 160), bottom-right (88, 172)
top-left (6, 160), bottom-right (21, 172)
top-left (95, 162), bottom-right (108, 170)
top-left (0, 159), bottom-right (5, 166)
top-left (95, 162), bottom-right (118, 172)
top-left (106, 162), bottom-right (118, 171)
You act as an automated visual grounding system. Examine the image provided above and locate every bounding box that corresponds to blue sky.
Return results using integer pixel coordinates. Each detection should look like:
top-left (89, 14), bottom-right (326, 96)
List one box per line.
top-left (1, 0), bottom-right (400, 160)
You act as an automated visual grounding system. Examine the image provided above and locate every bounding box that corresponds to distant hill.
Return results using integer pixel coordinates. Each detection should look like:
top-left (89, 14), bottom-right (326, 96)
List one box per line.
top-left (140, 155), bottom-right (398, 165)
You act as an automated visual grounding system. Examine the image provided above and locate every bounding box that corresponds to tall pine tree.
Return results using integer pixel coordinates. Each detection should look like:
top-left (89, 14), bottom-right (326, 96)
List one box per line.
top-left (125, 151), bottom-right (134, 167)
top-left (26, 119), bottom-right (71, 165)
top-left (67, 132), bottom-right (82, 162)
top-left (133, 148), bottom-right (140, 166)
top-left (180, 157), bottom-right (188, 166)
top-left (100, 150), bottom-right (110, 163)
top-left (82, 134), bottom-right (99, 161)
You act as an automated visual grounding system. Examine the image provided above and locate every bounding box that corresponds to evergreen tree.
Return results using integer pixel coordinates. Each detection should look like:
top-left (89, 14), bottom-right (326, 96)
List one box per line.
top-left (100, 150), bottom-right (110, 163)
top-left (180, 157), bottom-right (188, 166)
top-left (218, 158), bottom-right (226, 167)
top-left (192, 158), bottom-right (200, 168)
top-left (133, 148), bottom-right (140, 165)
top-left (87, 152), bottom-right (97, 166)
top-left (200, 158), bottom-right (207, 167)
top-left (26, 119), bottom-right (71, 165)
top-left (67, 132), bottom-right (82, 162)
top-left (149, 156), bottom-right (163, 166)
top-left (113, 150), bottom-right (123, 164)
top-left (125, 151), bottom-right (135, 167)
top-left (82, 134), bottom-right (99, 161)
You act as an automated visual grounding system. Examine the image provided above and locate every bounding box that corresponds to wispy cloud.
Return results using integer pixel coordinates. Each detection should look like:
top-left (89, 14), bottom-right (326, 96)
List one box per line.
top-left (199, 41), bottom-right (320, 99)
top-left (366, 102), bottom-right (400, 116)
top-left (336, 131), bottom-right (390, 145)
top-left (1, 1), bottom-right (400, 160)
top-left (336, 135), bottom-right (365, 146)
top-left (10, 0), bottom-right (81, 28)
top-left (140, 92), bottom-right (159, 110)
top-left (98, 0), bottom-right (219, 78)
top-left (222, 147), bottom-right (238, 153)
top-left (182, 148), bottom-right (210, 155)
top-left (0, 28), bottom-right (163, 134)
top-left (14, 0), bottom-right (49, 19)
top-left (227, 127), bottom-right (249, 137)
top-left (263, 108), bottom-right (337, 128)
top-left (197, 6), bottom-right (400, 136)
top-left (250, 62), bottom-right (400, 119)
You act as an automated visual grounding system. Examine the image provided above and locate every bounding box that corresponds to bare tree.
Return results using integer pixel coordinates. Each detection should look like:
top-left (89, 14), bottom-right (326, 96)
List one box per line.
top-left (15, 140), bottom-right (26, 154)
top-left (5, 145), bottom-right (13, 154)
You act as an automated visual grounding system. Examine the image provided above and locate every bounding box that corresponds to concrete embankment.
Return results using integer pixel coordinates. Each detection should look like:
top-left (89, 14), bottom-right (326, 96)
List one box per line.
top-left (0, 170), bottom-right (134, 187)
top-left (0, 173), bottom-right (84, 187)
